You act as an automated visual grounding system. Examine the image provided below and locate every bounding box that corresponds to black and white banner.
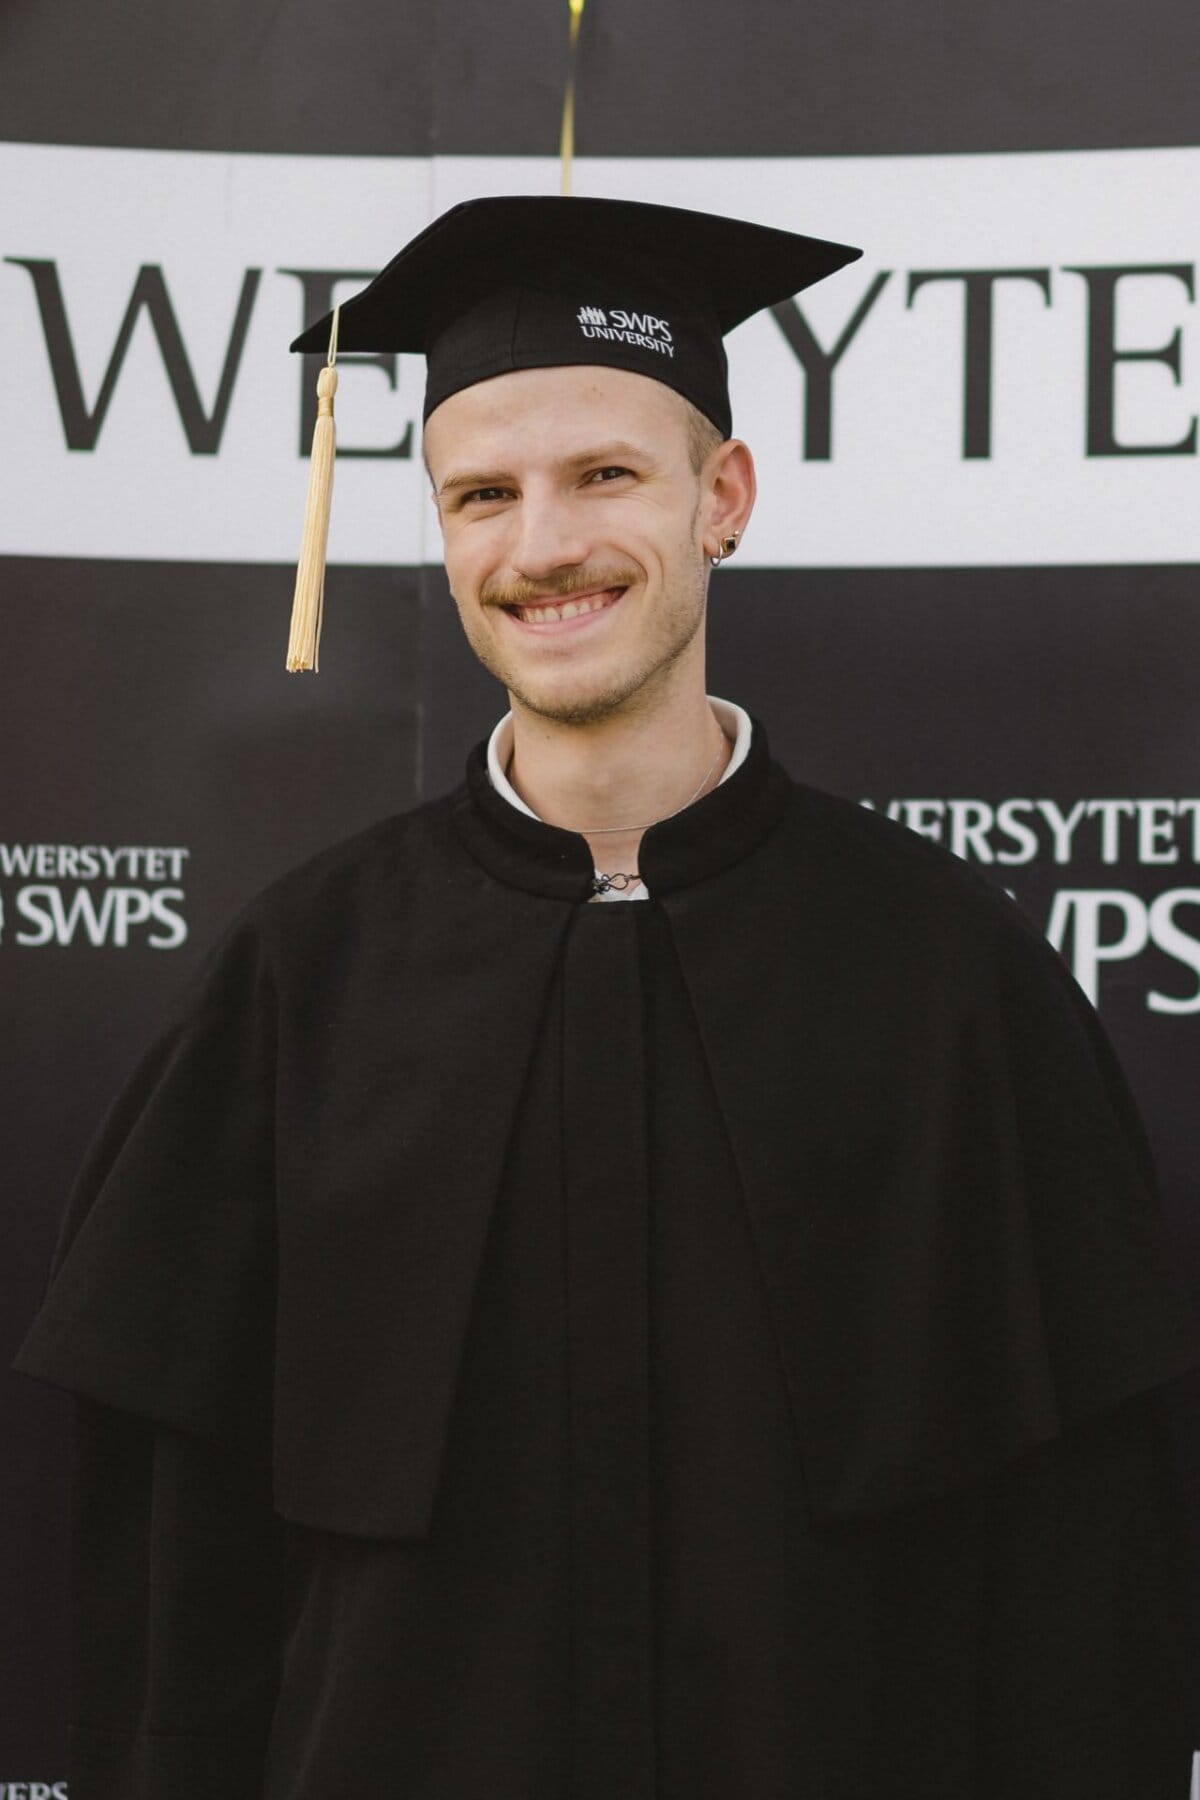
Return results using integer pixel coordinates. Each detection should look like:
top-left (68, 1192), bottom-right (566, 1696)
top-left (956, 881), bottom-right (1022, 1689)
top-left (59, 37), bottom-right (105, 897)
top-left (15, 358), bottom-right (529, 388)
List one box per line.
top-left (5, 146), bottom-right (1198, 568)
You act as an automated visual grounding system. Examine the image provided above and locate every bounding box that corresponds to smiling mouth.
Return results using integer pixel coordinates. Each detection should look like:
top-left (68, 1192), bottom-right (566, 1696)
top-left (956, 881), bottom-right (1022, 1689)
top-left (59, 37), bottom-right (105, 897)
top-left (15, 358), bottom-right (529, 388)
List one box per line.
top-left (502, 586), bottom-right (626, 626)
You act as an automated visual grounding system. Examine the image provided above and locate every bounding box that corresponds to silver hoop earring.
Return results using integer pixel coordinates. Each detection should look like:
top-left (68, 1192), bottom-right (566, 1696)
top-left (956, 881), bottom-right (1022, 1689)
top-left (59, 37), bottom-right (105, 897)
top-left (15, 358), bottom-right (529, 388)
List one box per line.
top-left (709, 530), bottom-right (740, 568)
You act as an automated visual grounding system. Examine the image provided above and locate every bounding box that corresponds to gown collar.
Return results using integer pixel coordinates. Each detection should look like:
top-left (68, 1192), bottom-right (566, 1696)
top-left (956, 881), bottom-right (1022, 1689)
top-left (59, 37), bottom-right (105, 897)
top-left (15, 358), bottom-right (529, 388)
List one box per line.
top-left (451, 706), bottom-right (792, 902)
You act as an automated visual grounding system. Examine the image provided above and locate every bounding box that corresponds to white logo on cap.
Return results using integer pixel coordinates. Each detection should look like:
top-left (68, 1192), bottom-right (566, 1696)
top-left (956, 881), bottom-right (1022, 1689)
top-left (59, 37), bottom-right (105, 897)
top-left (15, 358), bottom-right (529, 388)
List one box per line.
top-left (576, 306), bottom-right (676, 359)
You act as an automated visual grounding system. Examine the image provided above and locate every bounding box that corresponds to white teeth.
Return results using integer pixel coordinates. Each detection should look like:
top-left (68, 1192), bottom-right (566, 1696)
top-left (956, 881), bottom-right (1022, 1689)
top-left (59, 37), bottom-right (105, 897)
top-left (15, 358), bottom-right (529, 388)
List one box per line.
top-left (515, 590), bottom-right (617, 624)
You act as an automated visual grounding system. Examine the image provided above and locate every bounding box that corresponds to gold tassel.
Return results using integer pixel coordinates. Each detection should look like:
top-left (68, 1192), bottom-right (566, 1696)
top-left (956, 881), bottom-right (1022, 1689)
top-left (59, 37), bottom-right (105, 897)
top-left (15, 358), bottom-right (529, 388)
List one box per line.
top-left (286, 305), bottom-right (340, 673)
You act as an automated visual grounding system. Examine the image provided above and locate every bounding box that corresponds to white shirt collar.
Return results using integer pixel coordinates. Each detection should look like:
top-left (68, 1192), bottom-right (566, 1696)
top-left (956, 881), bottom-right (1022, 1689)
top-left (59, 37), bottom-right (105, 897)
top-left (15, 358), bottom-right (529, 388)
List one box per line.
top-left (485, 697), bottom-right (753, 901)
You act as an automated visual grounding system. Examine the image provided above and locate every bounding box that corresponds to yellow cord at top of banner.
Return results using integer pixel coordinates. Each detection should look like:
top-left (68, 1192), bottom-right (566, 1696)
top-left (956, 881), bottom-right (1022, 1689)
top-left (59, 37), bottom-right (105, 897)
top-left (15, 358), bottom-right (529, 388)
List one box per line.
top-left (559, 0), bottom-right (587, 197)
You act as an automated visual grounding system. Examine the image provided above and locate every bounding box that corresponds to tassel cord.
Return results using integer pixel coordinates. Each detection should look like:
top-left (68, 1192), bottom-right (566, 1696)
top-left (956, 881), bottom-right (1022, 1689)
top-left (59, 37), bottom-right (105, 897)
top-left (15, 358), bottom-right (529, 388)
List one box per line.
top-left (285, 307), bottom-right (340, 673)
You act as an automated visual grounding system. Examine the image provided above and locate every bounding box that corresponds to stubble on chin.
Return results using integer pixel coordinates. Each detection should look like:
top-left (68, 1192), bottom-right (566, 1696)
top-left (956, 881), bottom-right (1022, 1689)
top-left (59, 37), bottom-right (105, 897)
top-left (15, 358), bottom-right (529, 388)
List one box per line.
top-left (462, 582), bottom-right (708, 728)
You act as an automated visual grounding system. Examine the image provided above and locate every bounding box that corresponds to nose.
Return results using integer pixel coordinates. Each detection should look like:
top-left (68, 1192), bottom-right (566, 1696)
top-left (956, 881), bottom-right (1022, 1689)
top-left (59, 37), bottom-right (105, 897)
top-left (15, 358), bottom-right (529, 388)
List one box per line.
top-left (507, 482), bottom-right (593, 584)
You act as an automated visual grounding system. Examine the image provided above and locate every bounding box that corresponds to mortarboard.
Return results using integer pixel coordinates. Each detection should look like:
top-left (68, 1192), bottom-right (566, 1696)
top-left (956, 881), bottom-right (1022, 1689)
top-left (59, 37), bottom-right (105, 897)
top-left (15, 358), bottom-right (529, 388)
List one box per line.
top-left (285, 195), bottom-right (862, 671)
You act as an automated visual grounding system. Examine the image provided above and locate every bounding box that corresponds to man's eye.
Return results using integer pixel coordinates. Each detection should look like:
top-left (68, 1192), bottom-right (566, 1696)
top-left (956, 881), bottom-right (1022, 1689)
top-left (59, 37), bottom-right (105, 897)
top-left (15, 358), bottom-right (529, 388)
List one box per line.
top-left (464, 486), bottom-right (510, 504)
top-left (586, 466), bottom-right (633, 484)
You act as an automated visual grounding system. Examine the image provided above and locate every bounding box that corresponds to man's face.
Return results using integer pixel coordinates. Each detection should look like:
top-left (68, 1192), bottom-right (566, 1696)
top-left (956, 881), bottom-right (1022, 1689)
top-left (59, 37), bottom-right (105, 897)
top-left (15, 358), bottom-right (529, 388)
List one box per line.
top-left (424, 364), bottom-right (715, 727)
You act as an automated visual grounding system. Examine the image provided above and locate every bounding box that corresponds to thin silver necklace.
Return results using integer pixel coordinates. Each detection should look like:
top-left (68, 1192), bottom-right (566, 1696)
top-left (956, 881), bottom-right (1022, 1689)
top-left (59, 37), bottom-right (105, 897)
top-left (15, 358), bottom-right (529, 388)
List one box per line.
top-left (578, 730), bottom-right (728, 833)
top-left (509, 725), bottom-right (729, 894)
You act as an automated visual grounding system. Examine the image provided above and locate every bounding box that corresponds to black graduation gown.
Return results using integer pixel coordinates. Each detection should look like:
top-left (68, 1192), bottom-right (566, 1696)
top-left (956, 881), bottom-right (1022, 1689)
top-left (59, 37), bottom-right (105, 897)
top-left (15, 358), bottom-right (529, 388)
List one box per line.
top-left (12, 717), bottom-right (1200, 1799)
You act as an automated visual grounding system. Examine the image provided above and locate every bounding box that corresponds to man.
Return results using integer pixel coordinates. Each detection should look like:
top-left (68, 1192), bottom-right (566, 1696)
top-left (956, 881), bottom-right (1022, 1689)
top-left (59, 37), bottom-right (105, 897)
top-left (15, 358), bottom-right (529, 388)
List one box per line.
top-left (12, 195), bottom-right (1200, 1799)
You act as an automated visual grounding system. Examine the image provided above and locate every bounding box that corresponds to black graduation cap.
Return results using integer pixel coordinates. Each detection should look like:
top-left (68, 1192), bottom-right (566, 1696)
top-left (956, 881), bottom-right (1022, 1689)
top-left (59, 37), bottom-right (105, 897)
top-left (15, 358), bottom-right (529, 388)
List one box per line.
top-left (284, 195), bottom-right (862, 672)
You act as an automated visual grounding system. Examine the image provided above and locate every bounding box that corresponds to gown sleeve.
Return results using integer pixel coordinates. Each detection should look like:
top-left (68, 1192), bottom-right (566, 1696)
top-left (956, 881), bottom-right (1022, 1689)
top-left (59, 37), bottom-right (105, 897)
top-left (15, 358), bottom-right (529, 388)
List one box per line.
top-left (10, 903), bottom-right (287, 1795)
top-left (872, 1384), bottom-right (1198, 1799)
top-left (65, 1399), bottom-right (285, 1800)
top-left (959, 919), bottom-right (1200, 1793)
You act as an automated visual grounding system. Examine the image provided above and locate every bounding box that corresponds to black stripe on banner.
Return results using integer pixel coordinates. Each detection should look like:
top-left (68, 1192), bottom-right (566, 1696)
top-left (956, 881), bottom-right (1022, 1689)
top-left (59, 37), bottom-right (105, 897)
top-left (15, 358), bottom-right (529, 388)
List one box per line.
top-left (1, 0), bottom-right (1197, 155)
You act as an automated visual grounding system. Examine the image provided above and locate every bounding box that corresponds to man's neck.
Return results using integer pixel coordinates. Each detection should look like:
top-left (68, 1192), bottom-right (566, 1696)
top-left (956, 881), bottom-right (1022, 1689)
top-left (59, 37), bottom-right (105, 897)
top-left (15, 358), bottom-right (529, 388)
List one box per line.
top-left (504, 686), bottom-right (733, 879)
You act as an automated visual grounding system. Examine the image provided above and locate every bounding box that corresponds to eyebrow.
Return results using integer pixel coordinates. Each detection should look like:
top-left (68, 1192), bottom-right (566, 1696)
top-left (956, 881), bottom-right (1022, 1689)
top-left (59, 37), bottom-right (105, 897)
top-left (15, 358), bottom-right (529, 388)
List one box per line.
top-left (435, 441), bottom-right (657, 499)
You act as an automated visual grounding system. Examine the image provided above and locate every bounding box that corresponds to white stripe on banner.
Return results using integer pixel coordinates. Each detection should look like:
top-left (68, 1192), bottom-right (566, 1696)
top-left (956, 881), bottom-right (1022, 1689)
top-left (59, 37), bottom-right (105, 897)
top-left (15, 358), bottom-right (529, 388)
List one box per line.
top-left (2, 143), bottom-right (1197, 567)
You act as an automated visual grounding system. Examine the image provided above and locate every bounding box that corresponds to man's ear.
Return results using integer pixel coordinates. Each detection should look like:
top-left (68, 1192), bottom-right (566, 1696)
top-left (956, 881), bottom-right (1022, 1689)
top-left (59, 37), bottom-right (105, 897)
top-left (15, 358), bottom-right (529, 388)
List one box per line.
top-left (703, 439), bottom-right (757, 557)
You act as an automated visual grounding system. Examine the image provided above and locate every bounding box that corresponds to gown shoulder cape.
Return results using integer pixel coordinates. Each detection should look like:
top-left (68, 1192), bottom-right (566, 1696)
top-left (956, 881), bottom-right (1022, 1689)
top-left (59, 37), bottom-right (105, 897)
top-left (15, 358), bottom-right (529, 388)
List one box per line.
top-left (12, 716), bottom-right (1200, 1798)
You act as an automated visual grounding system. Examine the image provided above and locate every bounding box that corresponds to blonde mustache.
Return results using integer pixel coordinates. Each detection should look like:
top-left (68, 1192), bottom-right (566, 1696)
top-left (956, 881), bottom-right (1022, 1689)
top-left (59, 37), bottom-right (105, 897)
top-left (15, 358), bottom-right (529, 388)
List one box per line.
top-left (481, 567), bottom-right (639, 608)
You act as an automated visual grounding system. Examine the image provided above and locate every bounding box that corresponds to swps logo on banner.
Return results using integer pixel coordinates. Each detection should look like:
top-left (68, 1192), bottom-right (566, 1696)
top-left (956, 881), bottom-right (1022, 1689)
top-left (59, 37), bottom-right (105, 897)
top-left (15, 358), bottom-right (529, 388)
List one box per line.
top-left (0, 843), bottom-right (190, 950)
top-left (863, 793), bottom-right (1200, 1011)
top-left (0, 1783), bottom-right (69, 1798)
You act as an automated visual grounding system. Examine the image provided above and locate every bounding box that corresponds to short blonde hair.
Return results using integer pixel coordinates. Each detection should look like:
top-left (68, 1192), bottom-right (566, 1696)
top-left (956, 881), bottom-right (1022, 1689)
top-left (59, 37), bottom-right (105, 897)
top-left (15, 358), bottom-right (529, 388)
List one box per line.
top-left (681, 396), bottom-right (725, 473)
